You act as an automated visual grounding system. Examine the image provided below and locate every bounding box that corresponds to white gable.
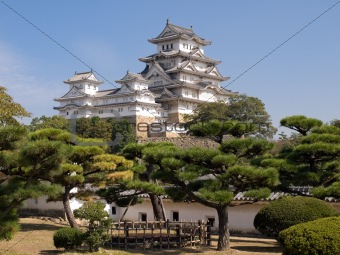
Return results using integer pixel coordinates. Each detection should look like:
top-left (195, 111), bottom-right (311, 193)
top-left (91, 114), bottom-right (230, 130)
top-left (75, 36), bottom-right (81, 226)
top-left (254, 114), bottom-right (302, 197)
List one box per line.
top-left (116, 85), bottom-right (134, 94)
top-left (62, 87), bottom-right (85, 98)
top-left (159, 28), bottom-right (176, 38)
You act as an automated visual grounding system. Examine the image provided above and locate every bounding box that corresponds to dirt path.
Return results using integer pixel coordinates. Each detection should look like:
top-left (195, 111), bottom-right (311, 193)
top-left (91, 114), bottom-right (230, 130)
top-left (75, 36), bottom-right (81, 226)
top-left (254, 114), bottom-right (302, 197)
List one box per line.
top-left (0, 218), bottom-right (282, 255)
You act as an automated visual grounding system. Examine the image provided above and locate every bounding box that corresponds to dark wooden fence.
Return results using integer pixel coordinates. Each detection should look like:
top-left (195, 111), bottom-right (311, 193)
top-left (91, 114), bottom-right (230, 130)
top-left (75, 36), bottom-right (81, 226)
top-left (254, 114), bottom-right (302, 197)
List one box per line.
top-left (107, 219), bottom-right (212, 249)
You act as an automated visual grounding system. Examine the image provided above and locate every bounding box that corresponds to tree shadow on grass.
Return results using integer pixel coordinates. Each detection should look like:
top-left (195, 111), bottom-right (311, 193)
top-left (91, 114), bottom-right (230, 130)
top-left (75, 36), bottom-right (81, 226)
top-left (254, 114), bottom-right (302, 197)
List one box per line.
top-left (40, 250), bottom-right (63, 254)
top-left (231, 245), bottom-right (282, 254)
top-left (20, 222), bottom-right (63, 232)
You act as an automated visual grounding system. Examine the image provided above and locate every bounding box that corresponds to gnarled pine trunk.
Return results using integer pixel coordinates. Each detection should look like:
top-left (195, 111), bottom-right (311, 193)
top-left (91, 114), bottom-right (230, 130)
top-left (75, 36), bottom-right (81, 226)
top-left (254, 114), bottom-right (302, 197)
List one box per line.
top-left (149, 193), bottom-right (166, 221)
top-left (216, 205), bottom-right (230, 251)
top-left (63, 186), bottom-right (78, 228)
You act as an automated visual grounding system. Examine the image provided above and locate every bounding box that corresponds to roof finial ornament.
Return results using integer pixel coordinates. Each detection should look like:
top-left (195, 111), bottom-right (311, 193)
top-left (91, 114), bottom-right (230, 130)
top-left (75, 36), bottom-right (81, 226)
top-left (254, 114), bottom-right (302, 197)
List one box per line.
top-left (166, 18), bottom-right (169, 25)
top-left (90, 68), bottom-right (93, 73)
top-left (190, 25), bottom-right (193, 29)
top-left (127, 69), bottom-right (129, 74)
top-left (74, 71), bottom-right (77, 75)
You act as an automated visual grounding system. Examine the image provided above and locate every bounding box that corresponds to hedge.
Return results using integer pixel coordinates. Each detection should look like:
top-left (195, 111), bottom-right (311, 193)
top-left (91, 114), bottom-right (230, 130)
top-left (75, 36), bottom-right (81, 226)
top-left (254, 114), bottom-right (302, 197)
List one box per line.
top-left (53, 227), bottom-right (83, 250)
top-left (253, 196), bottom-right (338, 237)
top-left (279, 216), bottom-right (340, 255)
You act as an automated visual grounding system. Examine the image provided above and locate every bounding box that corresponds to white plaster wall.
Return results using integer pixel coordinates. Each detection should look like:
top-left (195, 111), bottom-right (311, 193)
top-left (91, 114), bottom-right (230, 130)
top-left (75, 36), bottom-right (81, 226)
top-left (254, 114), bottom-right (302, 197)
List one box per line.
top-left (115, 200), bottom-right (265, 232)
top-left (23, 196), bottom-right (84, 212)
top-left (199, 90), bottom-right (218, 102)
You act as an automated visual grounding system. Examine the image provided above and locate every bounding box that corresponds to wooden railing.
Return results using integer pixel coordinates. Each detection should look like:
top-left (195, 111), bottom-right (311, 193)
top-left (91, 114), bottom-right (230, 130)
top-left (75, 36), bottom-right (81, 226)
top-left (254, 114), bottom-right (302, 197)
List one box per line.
top-left (107, 219), bottom-right (212, 249)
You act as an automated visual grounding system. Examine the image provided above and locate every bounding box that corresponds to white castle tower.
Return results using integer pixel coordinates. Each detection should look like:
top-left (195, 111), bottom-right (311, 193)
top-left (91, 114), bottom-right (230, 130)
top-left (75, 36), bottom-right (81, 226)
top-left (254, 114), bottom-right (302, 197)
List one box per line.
top-left (54, 21), bottom-right (235, 138)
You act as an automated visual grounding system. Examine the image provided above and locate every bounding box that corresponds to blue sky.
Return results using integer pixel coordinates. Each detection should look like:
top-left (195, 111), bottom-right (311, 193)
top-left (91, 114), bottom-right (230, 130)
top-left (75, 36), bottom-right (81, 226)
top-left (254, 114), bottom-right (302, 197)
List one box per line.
top-left (1, 0), bottom-right (340, 136)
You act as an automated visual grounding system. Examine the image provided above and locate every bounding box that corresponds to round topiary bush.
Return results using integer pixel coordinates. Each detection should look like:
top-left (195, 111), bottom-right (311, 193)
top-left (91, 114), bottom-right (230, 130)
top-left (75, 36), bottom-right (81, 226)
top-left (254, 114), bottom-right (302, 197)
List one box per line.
top-left (253, 196), bottom-right (338, 238)
top-left (53, 227), bottom-right (83, 250)
top-left (279, 216), bottom-right (340, 255)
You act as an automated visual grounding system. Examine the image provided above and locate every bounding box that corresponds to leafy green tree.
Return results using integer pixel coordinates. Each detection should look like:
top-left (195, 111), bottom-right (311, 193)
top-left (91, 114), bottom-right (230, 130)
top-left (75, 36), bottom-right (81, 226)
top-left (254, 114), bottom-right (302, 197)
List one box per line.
top-left (29, 115), bottom-right (70, 131)
top-left (330, 119), bottom-right (340, 128)
top-left (110, 118), bottom-right (136, 153)
top-left (0, 126), bottom-right (64, 240)
top-left (75, 117), bottom-right (135, 152)
top-left (74, 201), bottom-right (112, 252)
top-left (29, 128), bottom-right (133, 228)
top-left (0, 86), bottom-right (31, 126)
top-left (138, 139), bottom-right (278, 251)
top-left (185, 94), bottom-right (277, 141)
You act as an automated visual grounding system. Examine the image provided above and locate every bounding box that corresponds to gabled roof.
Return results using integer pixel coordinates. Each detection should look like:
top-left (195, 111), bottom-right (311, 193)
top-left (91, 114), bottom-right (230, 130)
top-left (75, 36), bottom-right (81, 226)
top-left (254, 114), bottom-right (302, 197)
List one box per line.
top-left (166, 60), bottom-right (229, 81)
top-left (148, 21), bottom-right (211, 46)
top-left (144, 62), bottom-right (176, 85)
top-left (156, 87), bottom-right (176, 99)
top-left (64, 71), bottom-right (103, 85)
top-left (56, 86), bottom-right (87, 100)
top-left (116, 71), bottom-right (150, 84)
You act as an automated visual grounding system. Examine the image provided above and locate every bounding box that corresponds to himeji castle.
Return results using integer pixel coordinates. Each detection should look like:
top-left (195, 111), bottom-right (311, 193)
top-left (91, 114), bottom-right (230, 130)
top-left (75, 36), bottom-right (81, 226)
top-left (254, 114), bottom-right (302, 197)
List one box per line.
top-left (54, 21), bottom-right (235, 138)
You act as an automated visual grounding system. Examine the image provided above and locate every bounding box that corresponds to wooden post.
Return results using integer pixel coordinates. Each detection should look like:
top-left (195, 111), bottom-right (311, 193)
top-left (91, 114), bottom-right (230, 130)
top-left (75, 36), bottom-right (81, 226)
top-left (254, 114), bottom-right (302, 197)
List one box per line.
top-left (207, 221), bottom-right (212, 246)
top-left (166, 219), bottom-right (170, 248)
top-left (151, 224), bottom-right (154, 249)
top-left (198, 220), bottom-right (203, 246)
top-left (143, 227), bottom-right (146, 250)
top-left (124, 220), bottom-right (128, 250)
top-left (159, 220), bottom-right (163, 249)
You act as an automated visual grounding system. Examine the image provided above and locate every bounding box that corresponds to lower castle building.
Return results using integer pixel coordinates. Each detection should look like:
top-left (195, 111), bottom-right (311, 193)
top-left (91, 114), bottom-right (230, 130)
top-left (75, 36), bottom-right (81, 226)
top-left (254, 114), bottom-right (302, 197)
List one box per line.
top-left (54, 21), bottom-right (235, 138)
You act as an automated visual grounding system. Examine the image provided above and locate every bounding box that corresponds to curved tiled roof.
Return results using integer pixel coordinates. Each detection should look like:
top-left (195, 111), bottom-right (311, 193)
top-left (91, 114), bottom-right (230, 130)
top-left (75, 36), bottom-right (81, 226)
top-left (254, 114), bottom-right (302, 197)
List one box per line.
top-left (118, 186), bottom-right (340, 203)
top-left (64, 71), bottom-right (102, 85)
top-left (148, 22), bottom-right (211, 46)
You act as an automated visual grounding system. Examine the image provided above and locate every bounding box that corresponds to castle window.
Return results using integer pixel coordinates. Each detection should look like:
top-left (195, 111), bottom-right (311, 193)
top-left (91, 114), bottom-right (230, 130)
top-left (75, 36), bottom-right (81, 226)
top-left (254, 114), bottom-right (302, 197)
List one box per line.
top-left (79, 84), bottom-right (83, 89)
top-left (99, 110), bottom-right (104, 114)
top-left (182, 76), bottom-right (187, 81)
top-left (66, 112), bottom-right (69, 115)
top-left (166, 44), bottom-right (169, 49)
top-left (192, 92), bottom-right (196, 98)
top-left (185, 91), bottom-right (188, 96)
top-left (118, 107), bottom-right (123, 112)
top-left (139, 213), bottom-right (147, 221)
top-left (162, 45), bottom-right (165, 50)
top-left (171, 44), bottom-right (173, 49)
top-left (74, 110), bottom-right (78, 114)
top-left (87, 85), bottom-right (91, 89)
top-left (172, 211), bottom-right (179, 221)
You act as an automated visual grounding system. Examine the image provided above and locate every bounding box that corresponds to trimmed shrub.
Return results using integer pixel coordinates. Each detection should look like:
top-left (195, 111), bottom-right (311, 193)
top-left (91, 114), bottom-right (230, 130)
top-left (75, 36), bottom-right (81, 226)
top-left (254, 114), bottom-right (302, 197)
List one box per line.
top-left (279, 216), bottom-right (340, 255)
top-left (53, 227), bottom-right (83, 250)
top-left (253, 196), bottom-right (338, 238)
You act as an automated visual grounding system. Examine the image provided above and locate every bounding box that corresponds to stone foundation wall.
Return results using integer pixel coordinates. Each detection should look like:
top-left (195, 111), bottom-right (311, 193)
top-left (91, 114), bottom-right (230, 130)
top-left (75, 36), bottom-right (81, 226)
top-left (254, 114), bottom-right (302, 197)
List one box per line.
top-left (134, 115), bottom-right (157, 138)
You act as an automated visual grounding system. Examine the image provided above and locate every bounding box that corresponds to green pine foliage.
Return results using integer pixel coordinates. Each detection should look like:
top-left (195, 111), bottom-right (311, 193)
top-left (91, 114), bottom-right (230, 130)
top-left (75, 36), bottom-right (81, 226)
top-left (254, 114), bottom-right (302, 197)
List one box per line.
top-left (0, 126), bottom-right (66, 240)
top-left (279, 216), bottom-right (340, 255)
top-left (254, 196), bottom-right (338, 238)
top-left (130, 138), bottom-right (279, 251)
